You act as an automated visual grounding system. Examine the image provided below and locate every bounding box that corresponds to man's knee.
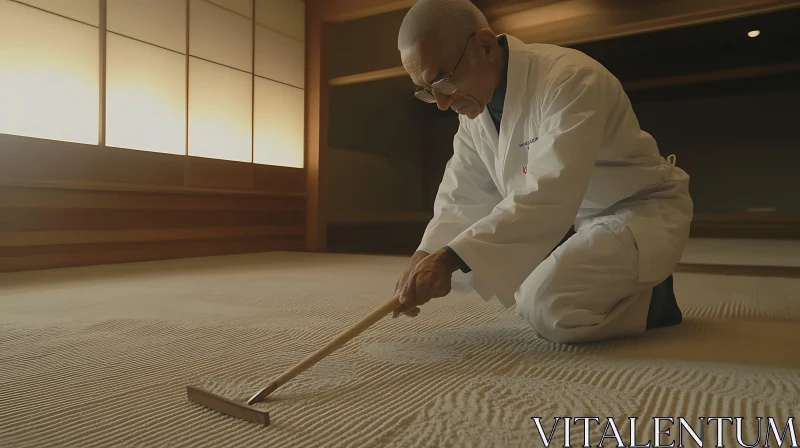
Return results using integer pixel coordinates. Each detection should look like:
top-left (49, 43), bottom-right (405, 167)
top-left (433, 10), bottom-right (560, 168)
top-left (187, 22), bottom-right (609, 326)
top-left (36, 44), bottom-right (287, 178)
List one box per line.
top-left (518, 299), bottom-right (591, 344)
top-left (514, 225), bottom-right (643, 344)
top-left (516, 277), bottom-right (585, 344)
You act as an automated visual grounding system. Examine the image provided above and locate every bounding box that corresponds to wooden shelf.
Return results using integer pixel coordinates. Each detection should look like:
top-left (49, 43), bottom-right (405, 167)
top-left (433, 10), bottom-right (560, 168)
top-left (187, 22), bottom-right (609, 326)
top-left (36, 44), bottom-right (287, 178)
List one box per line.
top-left (328, 66), bottom-right (407, 86)
top-left (693, 213), bottom-right (800, 224)
top-left (327, 212), bottom-right (433, 225)
top-left (676, 264), bottom-right (800, 278)
top-left (691, 213), bottom-right (800, 239)
top-left (328, 62), bottom-right (800, 91)
top-left (0, 178), bottom-right (308, 199)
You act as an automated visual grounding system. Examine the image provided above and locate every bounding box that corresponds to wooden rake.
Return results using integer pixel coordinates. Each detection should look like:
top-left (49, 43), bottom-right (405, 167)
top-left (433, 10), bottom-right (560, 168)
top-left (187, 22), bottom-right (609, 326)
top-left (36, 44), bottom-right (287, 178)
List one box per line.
top-left (186, 295), bottom-right (402, 426)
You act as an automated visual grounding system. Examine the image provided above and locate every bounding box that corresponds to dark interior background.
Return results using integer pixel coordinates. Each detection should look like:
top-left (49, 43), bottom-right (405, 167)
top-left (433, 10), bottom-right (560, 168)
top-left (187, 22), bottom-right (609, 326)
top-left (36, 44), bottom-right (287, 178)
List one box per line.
top-left (575, 7), bottom-right (800, 214)
top-left (326, 5), bottom-right (800, 254)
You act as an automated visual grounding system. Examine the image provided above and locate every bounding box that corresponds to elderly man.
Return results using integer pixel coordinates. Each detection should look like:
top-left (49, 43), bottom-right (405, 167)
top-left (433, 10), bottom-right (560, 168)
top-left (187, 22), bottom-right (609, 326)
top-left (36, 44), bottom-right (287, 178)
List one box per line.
top-left (392, 0), bottom-right (693, 344)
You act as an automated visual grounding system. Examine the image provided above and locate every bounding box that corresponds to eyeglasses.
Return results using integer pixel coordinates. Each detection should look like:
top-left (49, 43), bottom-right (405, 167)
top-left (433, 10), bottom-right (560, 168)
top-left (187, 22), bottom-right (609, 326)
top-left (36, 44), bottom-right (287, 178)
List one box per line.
top-left (414, 32), bottom-right (476, 104)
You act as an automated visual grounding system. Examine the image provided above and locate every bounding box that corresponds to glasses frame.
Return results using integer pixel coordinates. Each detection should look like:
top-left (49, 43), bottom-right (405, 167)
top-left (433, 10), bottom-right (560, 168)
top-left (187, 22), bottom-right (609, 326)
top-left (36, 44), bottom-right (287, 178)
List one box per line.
top-left (414, 31), bottom-right (477, 104)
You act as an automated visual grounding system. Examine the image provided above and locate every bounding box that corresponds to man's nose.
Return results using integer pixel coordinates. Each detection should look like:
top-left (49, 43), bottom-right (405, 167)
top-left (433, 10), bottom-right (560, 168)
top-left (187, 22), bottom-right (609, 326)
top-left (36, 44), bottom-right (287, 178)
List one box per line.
top-left (433, 92), bottom-right (452, 111)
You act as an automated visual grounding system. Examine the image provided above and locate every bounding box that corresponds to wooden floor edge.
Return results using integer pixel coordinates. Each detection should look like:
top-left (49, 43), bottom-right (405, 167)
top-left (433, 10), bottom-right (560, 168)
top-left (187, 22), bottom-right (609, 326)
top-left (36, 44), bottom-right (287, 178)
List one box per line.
top-left (676, 263), bottom-right (800, 278)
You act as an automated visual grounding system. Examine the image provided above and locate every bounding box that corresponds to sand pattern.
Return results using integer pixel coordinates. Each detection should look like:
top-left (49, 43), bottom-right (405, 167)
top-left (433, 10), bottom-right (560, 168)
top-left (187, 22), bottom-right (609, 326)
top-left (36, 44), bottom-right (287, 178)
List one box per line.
top-left (1, 251), bottom-right (799, 447)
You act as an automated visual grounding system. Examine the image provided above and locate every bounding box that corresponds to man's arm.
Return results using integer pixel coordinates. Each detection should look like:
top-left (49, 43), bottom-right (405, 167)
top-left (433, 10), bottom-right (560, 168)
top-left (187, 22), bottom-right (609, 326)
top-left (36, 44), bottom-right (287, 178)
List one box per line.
top-left (417, 117), bottom-right (504, 263)
top-left (448, 65), bottom-right (613, 301)
top-left (392, 122), bottom-right (501, 317)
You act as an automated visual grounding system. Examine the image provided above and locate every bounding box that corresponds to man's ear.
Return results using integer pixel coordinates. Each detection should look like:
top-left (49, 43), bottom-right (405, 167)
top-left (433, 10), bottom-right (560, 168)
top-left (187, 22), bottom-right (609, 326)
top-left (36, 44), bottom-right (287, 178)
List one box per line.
top-left (475, 28), bottom-right (498, 59)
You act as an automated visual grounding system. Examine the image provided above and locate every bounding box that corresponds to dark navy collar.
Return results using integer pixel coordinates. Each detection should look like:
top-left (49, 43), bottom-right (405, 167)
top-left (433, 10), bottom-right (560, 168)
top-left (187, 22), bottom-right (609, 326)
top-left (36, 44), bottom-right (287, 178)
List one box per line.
top-left (486, 35), bottom-right (509, 130)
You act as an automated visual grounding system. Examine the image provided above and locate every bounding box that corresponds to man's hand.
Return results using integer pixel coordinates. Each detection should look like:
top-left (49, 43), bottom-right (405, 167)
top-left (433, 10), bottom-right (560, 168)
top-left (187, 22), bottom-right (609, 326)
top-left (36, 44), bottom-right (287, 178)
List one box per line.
top-left (395, 250), bottom-right (429, 294)
top-left (392, 250), bottom-right (429, 318)
top-left (393, 248), bottom-right (461, 318)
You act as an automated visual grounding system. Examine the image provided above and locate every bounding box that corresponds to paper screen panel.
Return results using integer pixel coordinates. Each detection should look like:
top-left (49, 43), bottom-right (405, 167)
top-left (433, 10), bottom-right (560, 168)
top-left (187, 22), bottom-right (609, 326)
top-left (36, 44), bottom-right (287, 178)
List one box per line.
top-left (189, 0), bottom-right (252, 72)
top-left (15, 0), bottom-right (99, 26)
top-left (107, 0), bottom-right (187, 53)
top-left (0, 0), bottom-right (99, 145)
top-left (255, 25), bottom-right (304, 88)
top-left (188, 57), bottom-right (252, 162)
top-left (106, 34), bottom-right (186, 155)
top-left (255, 0), bottom-right (304, 42)
top-left (206, 0), bottom-right (252, 18)
top-left (254, 77), bottom-right (304, 168)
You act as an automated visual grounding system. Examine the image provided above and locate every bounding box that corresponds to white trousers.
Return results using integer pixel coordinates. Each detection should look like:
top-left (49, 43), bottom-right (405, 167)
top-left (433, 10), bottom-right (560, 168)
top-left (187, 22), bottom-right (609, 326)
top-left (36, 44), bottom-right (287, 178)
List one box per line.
top-left (514, 217), bottom-right (663, 344)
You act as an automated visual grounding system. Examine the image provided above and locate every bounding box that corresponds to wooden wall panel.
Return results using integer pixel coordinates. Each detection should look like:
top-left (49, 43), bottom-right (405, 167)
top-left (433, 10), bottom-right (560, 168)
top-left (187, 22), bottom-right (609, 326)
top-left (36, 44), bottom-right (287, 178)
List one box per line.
top-left (0, 208), bottom-right (305, 231)
top-left (254, 164), bottom-right (306, 194)
top-left (0, 226), bottom-right (304, 247)
top-left (0, 134), bottom-right (185, 187)
top-left (185, 157), bottom-right (256, 190)
top-left (0, 184), bottom-right (307, 272)
top-left (0, 236), bottom-right (305, 272)
top-left (1, 134), bottom-right (309, 195)
top-left (0, 187), bottom-right (306, 211)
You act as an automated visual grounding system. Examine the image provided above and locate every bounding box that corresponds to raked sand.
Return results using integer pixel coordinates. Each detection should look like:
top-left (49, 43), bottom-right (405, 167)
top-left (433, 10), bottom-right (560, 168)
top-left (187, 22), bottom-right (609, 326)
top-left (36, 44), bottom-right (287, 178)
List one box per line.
top-left (1, 251), bottom-right (799, 447)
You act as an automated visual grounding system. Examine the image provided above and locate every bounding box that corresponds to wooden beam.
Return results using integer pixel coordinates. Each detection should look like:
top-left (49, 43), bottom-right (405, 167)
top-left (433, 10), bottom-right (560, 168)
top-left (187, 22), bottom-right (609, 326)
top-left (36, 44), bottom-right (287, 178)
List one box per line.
top-left (315, 0), bottom-right (560, 23)
top-left (312, 0), bottom-right (799, 43)
top-left (329, 66), bottom-right (407, 86)
top-left (311, 0), bottom-right (800, 28)
top-left (326, 61), bottom-right (800, 91)
top-left (0, 178), bottom-right (307, 198)
top-left (0, 226), bottom-right (305, 247)
top-left (690, 213), bottom-right (800, 239)
top-left (317, 0), bottom-right (414, 22)
top-left (0, 133), bottom-right (307, 196)
top-left (475, 0), bottom-right (563, 20)
top-left (497, 0), bottom-right (800, 46)
top-left (692, 213), bottom-right (800, 224)
top-left (0, 185), bottom-right (308, 210)
top-left (305, 4), bottom-right (328, 252)
top-left (676, 263), bottom-right (800, 278)
top-left (0, 237), bottom-right (305, 272)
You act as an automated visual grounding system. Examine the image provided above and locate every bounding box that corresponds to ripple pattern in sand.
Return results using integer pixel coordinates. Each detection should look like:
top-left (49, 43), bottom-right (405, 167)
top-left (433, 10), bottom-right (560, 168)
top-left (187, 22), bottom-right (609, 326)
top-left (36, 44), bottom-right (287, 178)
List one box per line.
top-left (1, 252), bottom-right (799, 447)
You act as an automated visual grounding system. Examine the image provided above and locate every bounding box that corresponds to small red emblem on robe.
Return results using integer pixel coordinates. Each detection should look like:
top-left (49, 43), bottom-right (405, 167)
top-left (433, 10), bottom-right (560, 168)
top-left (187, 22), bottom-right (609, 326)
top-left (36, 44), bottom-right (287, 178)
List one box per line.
top-left (522, 165), bottom-right (527, 174)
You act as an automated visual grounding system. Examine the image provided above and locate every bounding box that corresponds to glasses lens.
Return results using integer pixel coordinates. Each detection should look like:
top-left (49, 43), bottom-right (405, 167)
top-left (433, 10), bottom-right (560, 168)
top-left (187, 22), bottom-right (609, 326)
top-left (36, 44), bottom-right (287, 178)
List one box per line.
top-left (432, 80), bottom-right (457, 96)
top-left (414, 89), bottom-right (436, 103)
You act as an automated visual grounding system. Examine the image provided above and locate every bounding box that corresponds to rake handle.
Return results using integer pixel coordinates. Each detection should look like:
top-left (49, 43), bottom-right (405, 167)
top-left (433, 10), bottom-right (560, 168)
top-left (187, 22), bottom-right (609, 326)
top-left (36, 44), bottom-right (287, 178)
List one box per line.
top-left (247, 295), bottom-right (401, 404)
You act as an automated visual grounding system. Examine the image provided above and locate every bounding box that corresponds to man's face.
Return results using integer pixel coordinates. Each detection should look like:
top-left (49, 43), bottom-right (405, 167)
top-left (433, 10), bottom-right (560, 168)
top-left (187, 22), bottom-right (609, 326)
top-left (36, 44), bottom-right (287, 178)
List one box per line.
top-left (400, 31), bottom-right (495, 119)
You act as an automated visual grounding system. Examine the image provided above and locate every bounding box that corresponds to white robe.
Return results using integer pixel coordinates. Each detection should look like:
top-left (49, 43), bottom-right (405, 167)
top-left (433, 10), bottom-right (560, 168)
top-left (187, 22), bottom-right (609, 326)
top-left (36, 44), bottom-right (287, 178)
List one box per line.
top-left (417, 35), bottom-right (693, 338)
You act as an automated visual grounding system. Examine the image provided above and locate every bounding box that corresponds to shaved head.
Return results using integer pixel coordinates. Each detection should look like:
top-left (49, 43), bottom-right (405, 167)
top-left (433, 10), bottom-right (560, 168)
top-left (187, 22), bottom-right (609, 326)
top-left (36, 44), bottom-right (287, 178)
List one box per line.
top-left (398, 0), bottom-right (503, 119)
top-left (398, 0), bottom-right (489, 55)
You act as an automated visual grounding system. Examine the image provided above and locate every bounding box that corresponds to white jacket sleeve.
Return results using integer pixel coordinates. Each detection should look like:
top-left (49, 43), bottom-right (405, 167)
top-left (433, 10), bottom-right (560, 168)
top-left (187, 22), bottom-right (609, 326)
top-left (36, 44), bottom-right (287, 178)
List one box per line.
top-left (417, 117), bottom-right (503, 255)
top-left (448, 65), bottom-right (612, 305)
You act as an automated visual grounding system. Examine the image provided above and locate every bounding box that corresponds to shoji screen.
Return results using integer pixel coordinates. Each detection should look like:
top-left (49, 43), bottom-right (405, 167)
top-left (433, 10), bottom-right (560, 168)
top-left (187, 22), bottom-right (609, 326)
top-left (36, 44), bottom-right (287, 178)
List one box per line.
top-left (0, 0), bottom-right (305, 167)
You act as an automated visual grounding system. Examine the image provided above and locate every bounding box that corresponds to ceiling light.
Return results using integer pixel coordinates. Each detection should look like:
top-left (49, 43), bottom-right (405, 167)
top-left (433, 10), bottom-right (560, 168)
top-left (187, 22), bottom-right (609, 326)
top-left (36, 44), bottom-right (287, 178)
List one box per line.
top-left (748, 30), bottom-right (761, 38)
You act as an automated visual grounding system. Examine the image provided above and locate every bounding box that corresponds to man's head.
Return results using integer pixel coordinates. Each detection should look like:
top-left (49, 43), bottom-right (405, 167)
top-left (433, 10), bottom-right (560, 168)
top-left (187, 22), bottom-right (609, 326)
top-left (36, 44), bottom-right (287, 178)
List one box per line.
top-left (398, 0), bottom-right (504, 119)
